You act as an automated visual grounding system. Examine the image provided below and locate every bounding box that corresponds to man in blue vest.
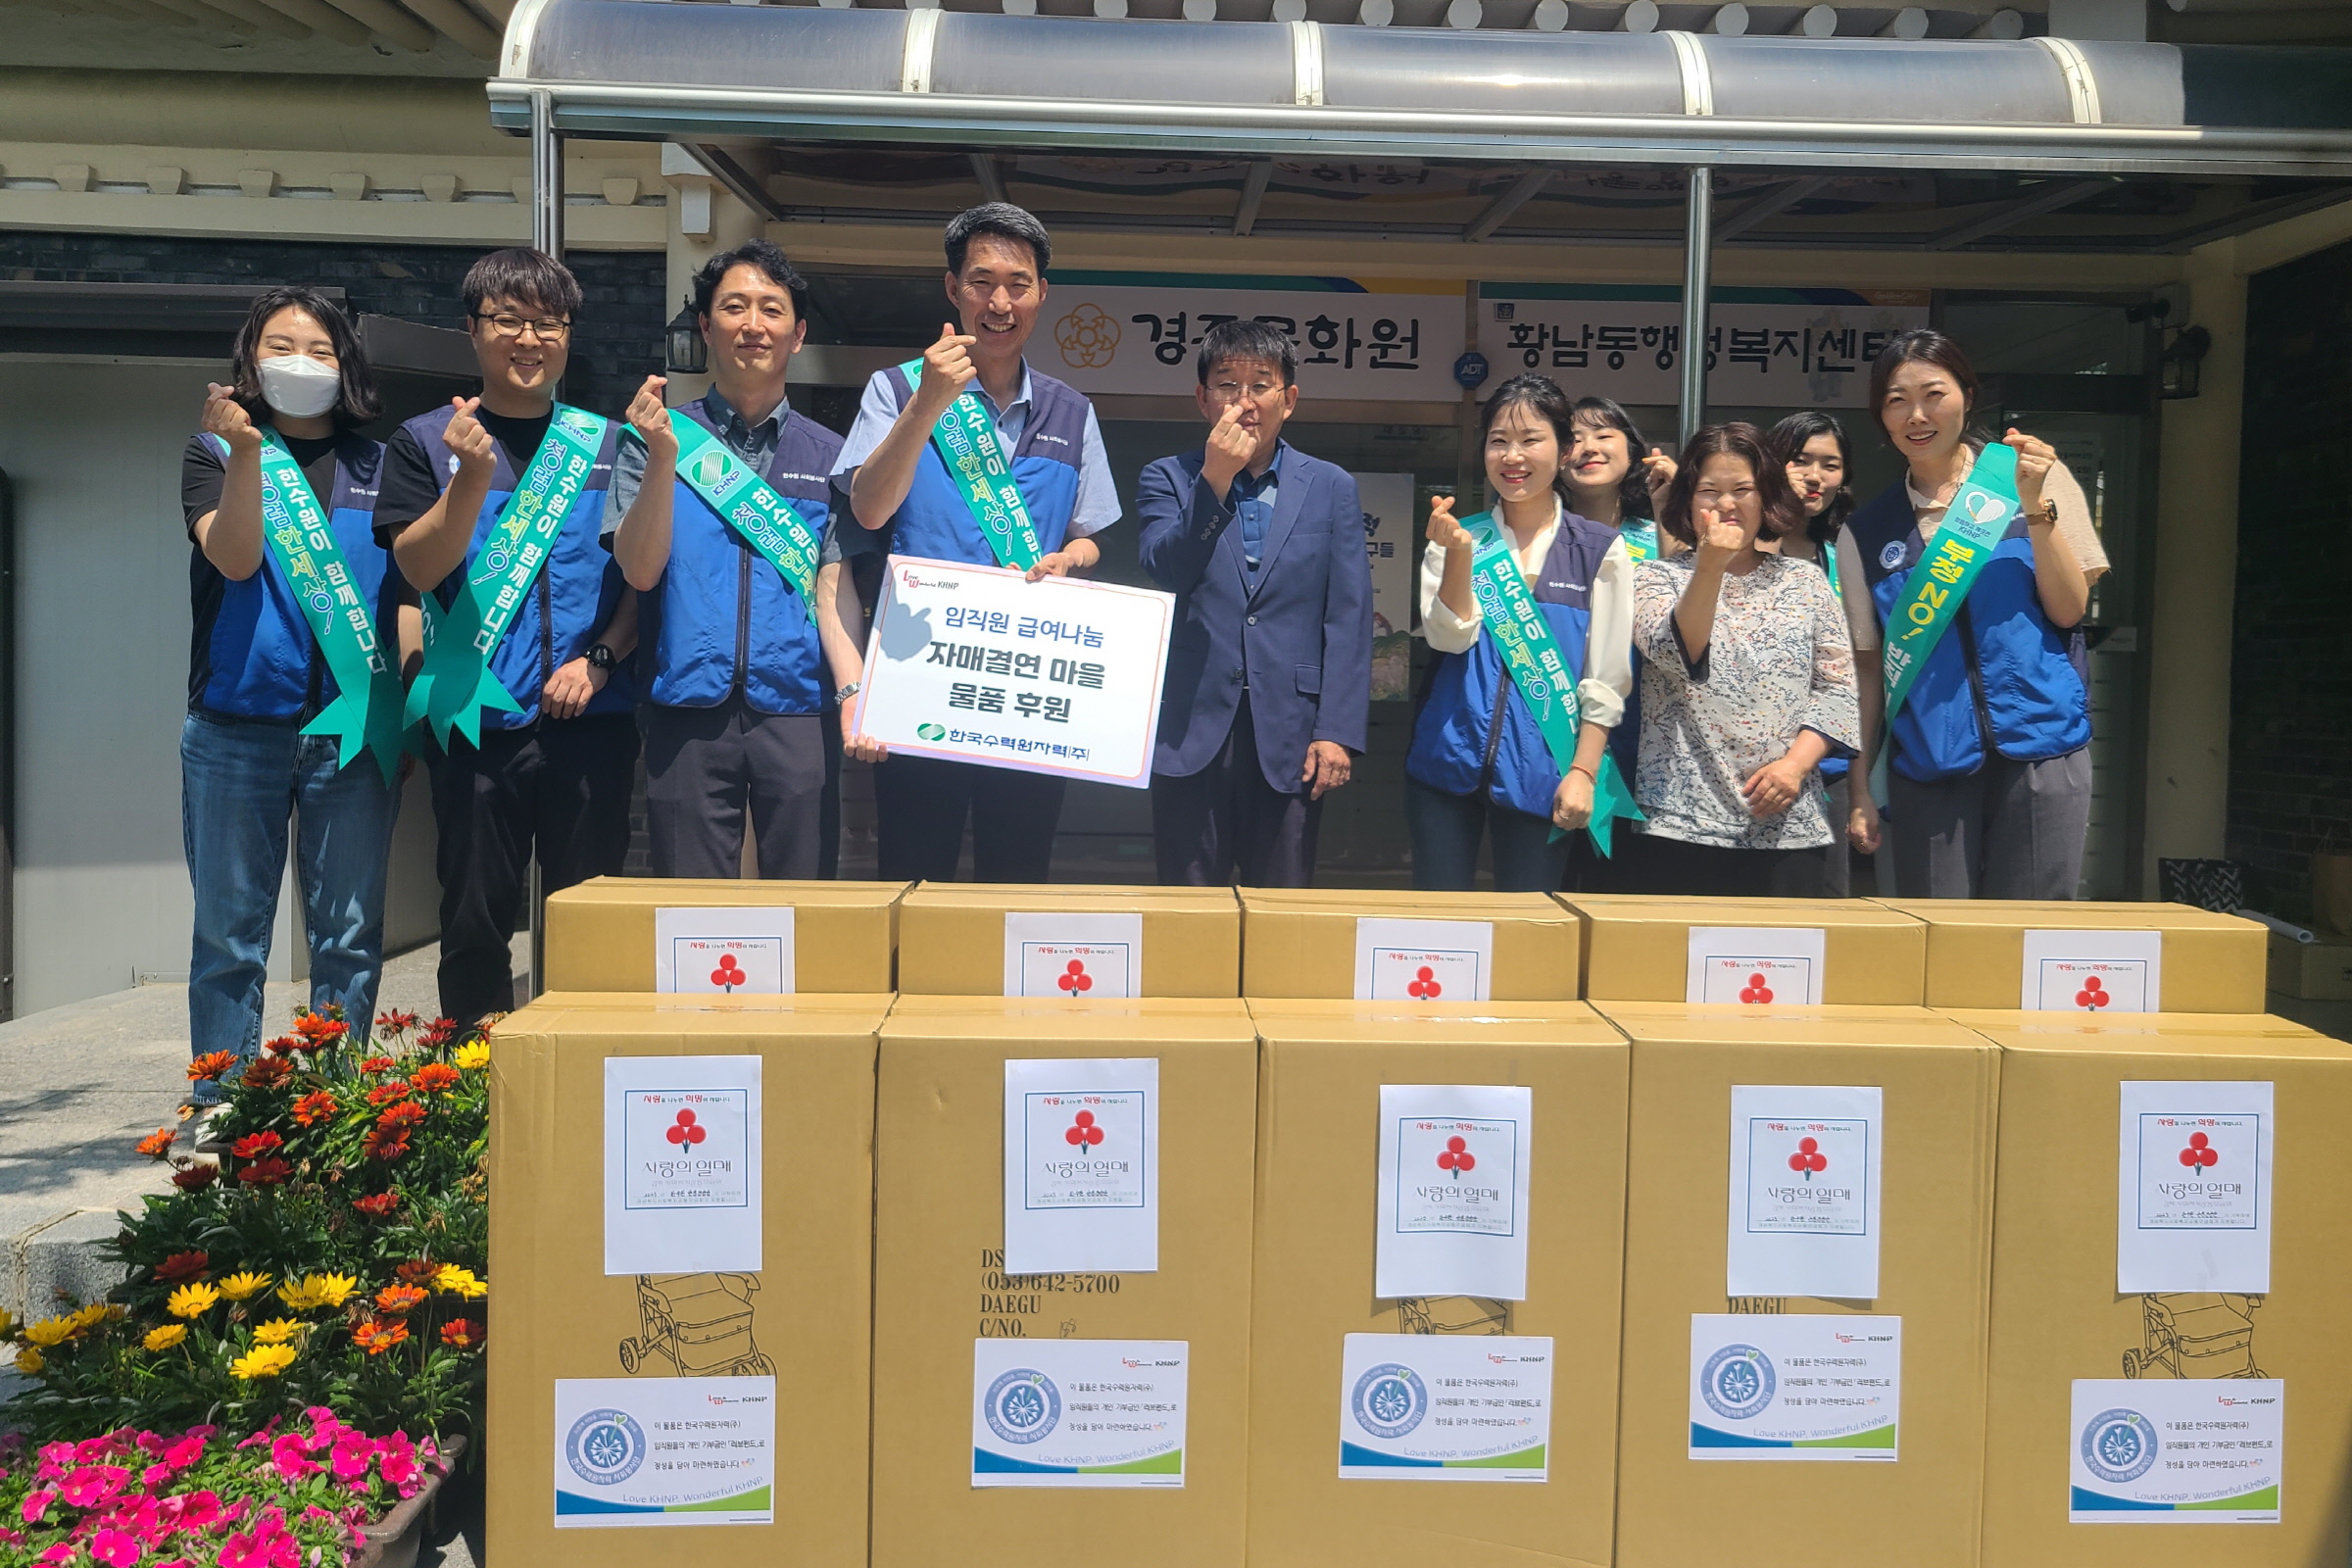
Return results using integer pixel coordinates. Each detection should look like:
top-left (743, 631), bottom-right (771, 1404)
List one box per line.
top-left (607, 238), bottom-right (864, 880)
top-left (378, 248), bottom-right (637, 1029)
top-left (831, 204), bottom-right (1121, 884)
top-left (1138, 319), bottom-right (1371, 886)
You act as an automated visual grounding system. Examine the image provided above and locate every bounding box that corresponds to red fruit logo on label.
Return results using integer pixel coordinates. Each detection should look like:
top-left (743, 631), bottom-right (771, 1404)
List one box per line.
top-left (664, 1108), bottom-right (707, 1147)
top-left (1065, 1109), bottom-right (1105, 1149)
top-left (2179, 1131), bottom-right (2219, 1169)
top-left (1406, 965), bottom-right (1443, 1001)
top-left (2076, 975), bottom-right (2109, 1010)
top-left (1056, 958), bottom-right (1093, 995)
top-left (1436, 1134), bottom-right (1476, 1178)
top-left (1787, 1135), bottom-right (1829, 1179)
top-left (1739, 972), bottom-right (1775, 1004)
top-left (709, 954), bottom-right (745, 993)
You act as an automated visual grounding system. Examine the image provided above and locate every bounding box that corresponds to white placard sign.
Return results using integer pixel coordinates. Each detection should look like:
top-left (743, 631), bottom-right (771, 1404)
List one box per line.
top-left (603, 1055), bottom-right (761, 1276)
top-left (1004, 911), bottom-right (1144, 1000)
top-left (1376, 1084), bottom-right (1534, 1301)
top-left (654, 906), bottom-right (795, 994)
top-left (1688, 927), bottom-right (1829, 1005)
top-left (2118, 1080), bottom-right (2274, 1294)
top-left (555, 1376), bottom-right (775, 1527)
top-left (1338, 1333), bottom-right (1553, 1481)
top-left (1728, 1085), bottom-right (1884, 1299)
top-left (971, 1339), bottom-right (1188, 1487)
top-left (852, 556), bottom-right (1175, 789)
top-left (2070, 1379), bottom-right (2283, 1523)
top-left (1356, 471), bottom-right (1416, 702)
top-left (2021, 929), bottom-right (2163, 1012)
top-left (1355, 917), bottom-right (1495, 1003)
top-left (1689, 1314), bottom-right (1900, 1460)
top-left (1004, 1057), bottom-right (1159, 1275)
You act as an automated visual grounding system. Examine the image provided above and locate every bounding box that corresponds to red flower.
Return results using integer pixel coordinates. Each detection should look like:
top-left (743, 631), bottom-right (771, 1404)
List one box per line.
top-left (409, 1063), bottom-right (462, 1096)
top-left (375, 1101), bottom-right (428, 1134)
top-left (172, 1164), bottom-right (220, 1193)
top-left (361, 1127), bottom-right (412, 1162)
top-left (294, 1011), bottom-right (348, 1042)
top-left (240, 1055), bottom-right (293, 1090)
top-left (439, 1317), bottom-right (483, 1349)
top-left (290, 1092), bottom-right (340, 1128)
top-left (374, 1284), bottom-right (428, 1314)
top-left (376, 1008), bottom-right (419, 1037)
top-left (261, 1035), bottom-right (302, 1057)
top-left (236, 1156), bottom-right (293, 1188)
top-left (352, 1317), bottom-right (409, 1355)
top-left (229, 1131), bottom-right (282, 1160)
top-left (352, 1192), bottom-right (401, 1217)
top-left (153, 1251), bottom-right (210, 1284)
top-left (393, 1258), bottom-right (443, 1285)
top-left (361, 1056), bottom-right (397, 1075)
top-left (366, 1083), bottom-right (412, 1108)
top-left (135, 1127), bottom-right (177, 1159)
top-left (419, 1018), bottom-right (459, 1050)
top-left (186, 1052), bottom-right (238, 1083)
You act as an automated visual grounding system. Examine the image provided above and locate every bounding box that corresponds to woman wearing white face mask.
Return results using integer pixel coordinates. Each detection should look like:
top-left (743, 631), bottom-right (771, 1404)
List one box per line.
top-left (179, 287), bottom-right (413, 1104)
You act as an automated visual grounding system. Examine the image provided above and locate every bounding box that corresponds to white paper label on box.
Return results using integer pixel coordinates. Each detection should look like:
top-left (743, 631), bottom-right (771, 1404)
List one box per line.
top-left (1336, 1333), bottom-right (1552, 1481)
top-left (555, 1376), bottom-right (775, 1526)
top-left (1003, 911), bottom-right (1144, 999)
top-left (1003, 1057), bottom-right (1159, 1274)
top-left (2022, 929), bottom-right (2164, 1012)
top-left (1375, 1084), bottom-right (1534, 1301)
top-left (1353, 917), bottom-right (1495, 1003)
top-left (1688, 1314), bottom-right (1900, 1460)
top-left (2069, 1378), bottom-right (2282, 1523)
top-left (2117, 1080), bottom-right (2274, 1294)
top-left (603, 1055), bottom-right (761, 1276)
top-left (1727, 1085), bottom-right (1883, 1299)
top-left (654, 906), bottom-right (795, 994)
top-left (1687, 927), bottom-right (1828, 1005)
top-left (970, 1339), bottom-right (1187, 1487)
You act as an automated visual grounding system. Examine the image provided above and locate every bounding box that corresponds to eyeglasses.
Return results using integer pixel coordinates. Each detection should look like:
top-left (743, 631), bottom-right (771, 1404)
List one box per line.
top-left (473, 312), bottom-right (572, 341)
top-left (1209, 381), bottom-right (1284, 400)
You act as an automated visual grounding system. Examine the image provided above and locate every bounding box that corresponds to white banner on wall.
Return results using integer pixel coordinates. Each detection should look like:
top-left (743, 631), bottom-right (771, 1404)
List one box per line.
top-left (1355, 471), bottom-right (1416, 701)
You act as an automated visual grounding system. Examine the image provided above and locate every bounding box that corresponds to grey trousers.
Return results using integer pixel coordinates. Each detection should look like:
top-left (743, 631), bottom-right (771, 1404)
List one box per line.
top-left (643, 700), bottom-right (826, 880)
top-left (1886, 748), bottom-right (2092, 901)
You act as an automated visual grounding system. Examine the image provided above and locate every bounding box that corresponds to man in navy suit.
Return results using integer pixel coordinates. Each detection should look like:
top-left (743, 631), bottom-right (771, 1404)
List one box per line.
top-left (1138, 319), bottom-right (1373, 887)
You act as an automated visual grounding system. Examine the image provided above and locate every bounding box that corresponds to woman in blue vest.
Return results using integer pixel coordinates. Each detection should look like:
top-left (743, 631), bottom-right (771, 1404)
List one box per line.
top-left (1406, 374), bottom-right (1634, 892)
top-left (1837, 330), bottom-right (2103, 899)
top-left (1768, 411), bottom-right (1861, 896)
top-left (180, 287), bottom-right (406, 1099)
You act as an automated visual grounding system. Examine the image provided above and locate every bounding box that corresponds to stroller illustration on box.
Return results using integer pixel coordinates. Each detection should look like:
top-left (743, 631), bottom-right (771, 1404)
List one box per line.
top-left (2121, 1293), bottom-right (2265, 1380)
top-left (1396, 1296), bottom-right (1510, 1336)
top-left (618, 1273), bottom-right (775, 1377)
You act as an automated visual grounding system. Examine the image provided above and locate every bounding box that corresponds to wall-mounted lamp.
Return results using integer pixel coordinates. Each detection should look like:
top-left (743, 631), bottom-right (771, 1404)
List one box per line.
top-left (2161, 324), bottom-right (2212, 402)
top-left (664, 304), bottom-right (707, 375)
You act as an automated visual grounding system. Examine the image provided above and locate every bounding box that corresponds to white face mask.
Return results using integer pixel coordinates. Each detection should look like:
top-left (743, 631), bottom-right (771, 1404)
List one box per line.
top-left (257, 354), bottom-right (342, 420)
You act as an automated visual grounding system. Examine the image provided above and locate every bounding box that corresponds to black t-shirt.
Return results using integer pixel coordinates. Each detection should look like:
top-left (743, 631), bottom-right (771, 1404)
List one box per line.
top-left (182, 430), bottom-right (343, 710)
top-left (376, 405), bottom-right (556, 541)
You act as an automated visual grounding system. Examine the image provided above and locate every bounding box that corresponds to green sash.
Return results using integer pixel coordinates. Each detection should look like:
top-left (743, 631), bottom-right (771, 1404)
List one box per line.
top-left (897, 358), bottom-right (1043, 571)
top-left (1620, 519), bottom-right (1661, 563)
top-left (237, 433), bottom-right (409, 786)
top-left (406, 405), bottom-right (610, 749)
top-left (671, 415), bottom-right (821, 599)
top-left (1821, 539), bottom-right (1841, 596)
top-left (1882, 442), bottom-right (2020, 722)
top-left (1464, 513), bottom-right (1644, 857)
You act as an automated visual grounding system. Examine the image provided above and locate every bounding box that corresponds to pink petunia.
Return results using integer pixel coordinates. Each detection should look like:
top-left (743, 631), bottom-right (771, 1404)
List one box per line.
top-left (61, 1465), bottom-right (132, 1508)
top-left (162, 1435), bottom-right (206, 1473)
top-left (268, 1434), bottom-right (321, 1484)
top-left (90, 1526), bottom-right (142, 1567)
top-left (376, 1433), bottom-right (418, 1491)
top-left (174, 1492), bottom-right (222, 1532)
top-left (36, 1443), bottom-right (74, 1482)
top-left (20, 1490), bottom-right (56, 1526)
top-left (328, 1435), bottom-right (375, 1484)
top-left (36, 1544), bottom-right (74, 1565)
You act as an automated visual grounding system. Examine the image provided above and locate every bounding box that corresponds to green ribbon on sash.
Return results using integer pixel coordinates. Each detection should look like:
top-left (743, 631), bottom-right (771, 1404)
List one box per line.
top-left (1882, 441), bottom-right (2020, 723)
top-left (406, 405), bottom-right (610, 750)
top-left (239, 433), bottom-right (409, 787)
top-left (898, 358), bottom-right (1044, 571)
top-left (671, 415), bottom-right (822, 599)
top-left (1620, 519), bottom-right (1660, 563)
top-left (1463, 512), bottom-right (1644, 857)
top-left (1821, 539), bottom-right (1841, 597)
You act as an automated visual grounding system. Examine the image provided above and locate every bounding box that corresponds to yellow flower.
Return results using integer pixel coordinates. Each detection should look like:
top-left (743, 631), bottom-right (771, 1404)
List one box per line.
top-left (167, 1282), bottom-right (220, 1319)
top-left (68, 1302), bottom-right (112, 1332)
top-left (0, 1308), bottom-right (16, 1339)
top-left (275, 1277), bottom-right (317, 1311)
top-left (228, 1343), bottom-right (296, 1380)
top-left (434, 1265), bottom-right (487, 1300)
top-left (14, 1347), bottom-right (43, 1376)
top-left (217, 1271), bottom-right (271, 1302)
top-left (144, 1323), bottom-right (188, 1351)
top-left (24, 1316), bottom-right (77, 1348)
top-left (453, 1041), bottom-right (490, 1071)
top-left (311, 1272), bottom-right (359, 1308)
top-left (252, 1318), bottom-right (301, 1346)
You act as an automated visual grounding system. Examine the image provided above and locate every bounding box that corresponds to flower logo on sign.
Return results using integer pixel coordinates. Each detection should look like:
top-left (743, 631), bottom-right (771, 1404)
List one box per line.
top-left (1407, 965), bottom-right (1444, 1001)
top-left (1740, 972), bottom-right (1775, 1004)
top-left (1056, 958), bottom-right (1093, 995)
top-left (664, 1109), bottom-right (708, 1148)
top-left (709, 954), bottom-right (745, 993)
top-left (2179, 1131), bottom-right (2220, 1169)
top-left (1054, 304), bottom-right (1120, 369)
top-left (2076, 975), bottom-right (2109, 1010)
top-left (1065, 1110), bottom-right (1105, 1151)
top-left (1788, 1136), bottom-right (1829, 1180)
top-left (1436, 1134), bottom-right (1476, 1179)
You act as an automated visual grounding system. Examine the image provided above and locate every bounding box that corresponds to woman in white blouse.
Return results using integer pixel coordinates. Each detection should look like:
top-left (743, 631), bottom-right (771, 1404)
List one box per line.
top-left (1405, 375), bottom-right (1636, 891)
top-left (1630, 422), bottom-right (1860, 897)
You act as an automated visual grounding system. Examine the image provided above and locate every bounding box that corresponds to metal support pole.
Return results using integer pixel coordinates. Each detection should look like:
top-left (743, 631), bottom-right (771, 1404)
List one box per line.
top-left (530, 88), bottom-right (564, 260)
top-left (1678, 163), bottom-right (1713, 449)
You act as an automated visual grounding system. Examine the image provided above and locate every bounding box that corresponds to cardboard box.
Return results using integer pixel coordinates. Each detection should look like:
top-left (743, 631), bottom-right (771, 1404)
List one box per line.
top-left (871, 996), bottom-right (1259, 1568)
top-left (541, 876), bottom-right (905, 993)
top-left (1244, 1000), bottom-right (1629, 1568)
top-left (1568, 896), bottom-right (1928, 1005)
top-left (895, 882), bottom-right (1240, 997)
top-left (1600, 1003), bottom-right (2000, 1568)
top-left (1239, 888), bottom-right (1585, 1001)
top-left (486, 992), bottom-right (891, 1568)
top-left (2268, 928), bottom-right (2352, 1001)
top-left (1881, 899), bottom-right (2268, 1013)
top-left (1956, 1010), bottom-right (2352, 1565)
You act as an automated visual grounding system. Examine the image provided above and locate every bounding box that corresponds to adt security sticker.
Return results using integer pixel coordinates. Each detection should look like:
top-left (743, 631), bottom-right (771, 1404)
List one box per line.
top-left (2118, 1080), bottom-right (2274, 1293)
top-left (1688, 1314), bottom-right (1900, 1460)
top-left (2021, 928), bottom-right (2163, 1012)
top-left (1687, 927), bottom-right (1828, 1005)
top-left (1354, 917), bottom-right (1494, 1003)
top-left (1004, 911), bottom-right (1142, 999)
top-left (2069, 1379), bottom-right (2282, 1523)
top-left (654, 906), bottom-right (794, 994)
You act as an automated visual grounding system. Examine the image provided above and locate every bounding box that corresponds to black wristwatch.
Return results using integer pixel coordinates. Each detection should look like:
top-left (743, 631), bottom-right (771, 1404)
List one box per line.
top-left (585, 643), bottom-right (616, 672)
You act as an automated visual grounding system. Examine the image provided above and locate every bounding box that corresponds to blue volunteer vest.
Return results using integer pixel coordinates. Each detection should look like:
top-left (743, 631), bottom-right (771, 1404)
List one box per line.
top-left (1406, 514), bottom-right (1618, 819)
top-left (195, 431), bottom-right (398, 722)
top-left (404, 403), bottom-right (633, 731)
top-left (879, 362), bottom-right (1088, 566)
top-left (1849, 472), bottom-right (2090, 784)
top-left (643, 399), bottom-right (844, 715)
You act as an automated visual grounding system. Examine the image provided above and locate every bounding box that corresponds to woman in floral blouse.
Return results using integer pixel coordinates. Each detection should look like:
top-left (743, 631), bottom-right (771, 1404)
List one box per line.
top-left (1630, 423), bottom-right (1860, 897)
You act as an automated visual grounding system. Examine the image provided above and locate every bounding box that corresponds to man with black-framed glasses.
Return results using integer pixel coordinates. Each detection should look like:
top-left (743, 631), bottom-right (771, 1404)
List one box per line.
top-left (376, 247), bottom-right (640, 1028)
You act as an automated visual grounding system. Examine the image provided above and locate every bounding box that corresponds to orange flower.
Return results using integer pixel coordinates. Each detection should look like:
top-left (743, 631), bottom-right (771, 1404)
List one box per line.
top-left (393, 1258), bottom-right (443, 1286)
top-left (294, 1012), bottom-right (349, 1046)
top-left (240, 1055), bottom-right (293, 1090)
top-left (135, 1127), bottom-right (177, 1159)
top-left (229, 1130), bottom-right (282, 1160)
top-left (361, 1127), bottom-right (411, 1162)
top-left (236, 1156), bottom-right (292, 1187)
top-left (352, 1191), bottom-right (400, 1217)
top-left (376, 1008), bottom-right (418, 1036)
top-left (361, 1056), bottom-right (397, 1075)
top-left (186, 1052), bottom-right (238, 1083)
top-left (375, 1102), bottom-right (427, 1134)
top-left (172, 1164), bottom-right (219, 1193)
top-left (261, 1035), bottom-right (301, 1056)
top-left (374, 1283), bottom-right (428, 1314)
top-left (409, 1063), bottom-right (462, 1096)
top-left (153, 1250), bottom-right (209, 1284)
top-left (291, 1091), bottom-right (340, 1128)
top-left (352, 1317), bottom-right (410, 1355)
top-left (439, 1317), bottom-right (484, 1349)
top-left (366, 1083), bottom-right (411, 1108)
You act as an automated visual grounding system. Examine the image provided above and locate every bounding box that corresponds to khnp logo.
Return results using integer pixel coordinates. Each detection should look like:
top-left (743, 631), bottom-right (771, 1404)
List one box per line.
top-left (1700, 1345), bottom-right (1777, 1422)
top-left (1350, 1362), bottom-right (1429, 1441)
top-left (916, 722), bottom-right (947, 742)
top-left (2080, 1407), bottom-right (2159, 1486)
top-left (689, 448), bottom-right (733, 489)
top-left (984, 1368), bottom-right (1062, 1446)
top-left (565, 1407), bottom-right (646, 1487)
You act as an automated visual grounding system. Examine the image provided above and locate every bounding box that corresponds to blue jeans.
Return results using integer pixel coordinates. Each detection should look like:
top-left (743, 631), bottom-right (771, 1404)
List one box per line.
top-left (1404, 775), bottom-right (1570, 893)
top-left (181, 712), bottom-right (399, 1099)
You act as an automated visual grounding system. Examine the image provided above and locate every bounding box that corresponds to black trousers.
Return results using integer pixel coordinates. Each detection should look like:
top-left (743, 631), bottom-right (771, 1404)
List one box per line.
top-left (1151, 700), bottom-right (1322, 888)
top-left (642, 700), bottom-right (827, 881)
top-left (873, 753), bottom-right (1066, 884)
top-left (1631, 831), bottom-right (1830, 898)
top-left (432, 711), bottom-right (638, 1029)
